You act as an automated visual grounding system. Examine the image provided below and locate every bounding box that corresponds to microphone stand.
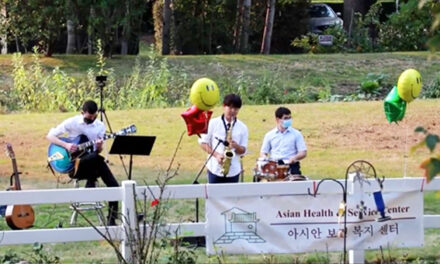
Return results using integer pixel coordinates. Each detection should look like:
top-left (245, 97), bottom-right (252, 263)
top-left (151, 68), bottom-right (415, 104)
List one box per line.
top-left (192, 139), bottom-right (224, 222)
top-left (184, 139), bottom-right (224, 247)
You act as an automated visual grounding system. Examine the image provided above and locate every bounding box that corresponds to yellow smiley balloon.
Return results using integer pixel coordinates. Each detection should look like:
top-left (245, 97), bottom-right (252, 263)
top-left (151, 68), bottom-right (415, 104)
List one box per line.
top-left (189, 78), bottom-right (220, 111)
top-left (397, 69), bottom-right (422, 103)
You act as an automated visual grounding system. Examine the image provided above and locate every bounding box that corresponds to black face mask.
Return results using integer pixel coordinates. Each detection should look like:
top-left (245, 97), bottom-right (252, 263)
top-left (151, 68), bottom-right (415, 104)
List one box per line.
top-left (84, 117), bottom-right (95, 124)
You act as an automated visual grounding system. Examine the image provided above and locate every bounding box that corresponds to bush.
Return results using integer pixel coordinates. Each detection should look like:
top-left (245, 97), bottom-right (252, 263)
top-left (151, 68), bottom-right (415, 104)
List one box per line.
top-left (360, 73), bottom-right (387, 93)
top-left (422, 72), bottom-right (440, 99)
top-left (348, 4), bottom-right (383, 52)
top-left (378, 0), bottom-right (435, 51)
top-left (7, 47), bottom-right (185, 112)
top-left (291, 26), bottom-right (347, 54)
top-left (0, 250), bottom-right (22, 263)
top-left (291, 33), bottom-right (318, 54)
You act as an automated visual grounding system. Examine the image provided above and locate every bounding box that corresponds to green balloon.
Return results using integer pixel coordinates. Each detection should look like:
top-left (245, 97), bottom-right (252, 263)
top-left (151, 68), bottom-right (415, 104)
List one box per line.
top-left (384, 86), bottom-right (406, 123)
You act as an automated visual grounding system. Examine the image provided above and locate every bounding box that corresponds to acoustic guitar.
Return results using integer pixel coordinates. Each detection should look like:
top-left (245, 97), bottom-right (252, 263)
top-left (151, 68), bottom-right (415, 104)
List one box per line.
top-left (5, 143), bottom-right (35, 230)
top-left (47, 124), bottom-right (136, 174)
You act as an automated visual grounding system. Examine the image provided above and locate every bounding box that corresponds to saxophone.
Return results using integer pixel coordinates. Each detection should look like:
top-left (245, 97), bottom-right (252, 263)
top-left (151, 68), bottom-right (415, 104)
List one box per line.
top-left (221, 124), bottom-right (235, 176)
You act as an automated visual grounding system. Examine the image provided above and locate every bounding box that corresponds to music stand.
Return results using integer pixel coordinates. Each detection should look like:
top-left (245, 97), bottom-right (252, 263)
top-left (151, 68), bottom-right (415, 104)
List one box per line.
top-left (109, 136), bottom-right (156, 180)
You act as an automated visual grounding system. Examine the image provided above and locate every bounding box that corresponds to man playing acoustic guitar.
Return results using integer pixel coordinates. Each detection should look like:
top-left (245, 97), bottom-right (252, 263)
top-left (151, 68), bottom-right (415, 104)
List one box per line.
top-left (46, 100), bottom-right (119, 226)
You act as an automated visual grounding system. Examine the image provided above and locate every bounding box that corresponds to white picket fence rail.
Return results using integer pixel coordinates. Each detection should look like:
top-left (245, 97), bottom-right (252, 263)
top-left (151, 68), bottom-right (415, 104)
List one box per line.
top-left (0, 178), bottom-right (439, 263)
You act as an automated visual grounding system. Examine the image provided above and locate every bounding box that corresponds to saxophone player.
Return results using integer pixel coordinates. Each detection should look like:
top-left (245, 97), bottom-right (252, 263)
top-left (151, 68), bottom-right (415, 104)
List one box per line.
top-left (200, 94), bottom-right (248, 183)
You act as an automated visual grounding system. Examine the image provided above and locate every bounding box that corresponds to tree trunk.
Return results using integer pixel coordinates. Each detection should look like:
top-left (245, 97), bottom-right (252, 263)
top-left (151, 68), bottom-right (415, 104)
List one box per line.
top-left (88, 34), bottom-right (93, 55)
top-left (208, 15), bottom-right (212, 54)
top-left (162, 0), bottom-right (171, 55)
top-left (1, 4), bottom-right (7, 54)
top-left (240, 0), bottom-right (251, 53)
top-left (233, 0), bottom-right (243, 52)
top-left (343, 0), bottom-right (374, 31)
top-left (66, 0), bottom-right (78, 54)
top-left (88, 7), bottom-right (95, 55)
top-left (121, 39), bottom-right (128, 55)
top-left (170, 0), bottom-right (181, 54)
top-left (260, 0), bottom-right (275, 54)
top-left (45, 41), bottom-right (53, 57)
top-left (14, 35), bottom-right (19, 53)
top-left (121, 1), bottom-right (130, 55)
top-left (1, 35), bottom-right (6, 54)
top-left (200, 0), bottom-right (207, 53)
top-left (66, 19), bottom-right (77, 54)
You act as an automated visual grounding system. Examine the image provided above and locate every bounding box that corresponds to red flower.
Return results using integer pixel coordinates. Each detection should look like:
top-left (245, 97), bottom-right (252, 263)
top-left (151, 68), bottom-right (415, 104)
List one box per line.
top-left (151, 199), bottom-right (160, 207)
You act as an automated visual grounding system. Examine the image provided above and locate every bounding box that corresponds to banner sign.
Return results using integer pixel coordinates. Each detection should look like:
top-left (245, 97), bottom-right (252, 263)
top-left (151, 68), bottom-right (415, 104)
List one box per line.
top-left (206, 191), bottom-right (423, 254)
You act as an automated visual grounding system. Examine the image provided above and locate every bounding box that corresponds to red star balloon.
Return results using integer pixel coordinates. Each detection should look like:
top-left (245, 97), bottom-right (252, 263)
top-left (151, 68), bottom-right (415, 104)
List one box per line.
top-left (181, 105), bottom-right (213, 136)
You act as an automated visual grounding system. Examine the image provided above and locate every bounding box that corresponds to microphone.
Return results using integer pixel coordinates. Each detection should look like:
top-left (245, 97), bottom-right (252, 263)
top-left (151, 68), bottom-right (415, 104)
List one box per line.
top-left (215, 137), bottom-right (230, 147)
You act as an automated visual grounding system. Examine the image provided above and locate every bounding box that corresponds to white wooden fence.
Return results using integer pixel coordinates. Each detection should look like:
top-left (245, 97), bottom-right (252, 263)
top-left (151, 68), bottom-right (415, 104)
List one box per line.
top-left (0, 178), bottom-right (439, 263)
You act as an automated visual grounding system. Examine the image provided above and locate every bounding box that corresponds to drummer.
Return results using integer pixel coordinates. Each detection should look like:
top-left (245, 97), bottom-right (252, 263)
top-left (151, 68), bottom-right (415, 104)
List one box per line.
top-left (260, 107), bottom-right (307, 175)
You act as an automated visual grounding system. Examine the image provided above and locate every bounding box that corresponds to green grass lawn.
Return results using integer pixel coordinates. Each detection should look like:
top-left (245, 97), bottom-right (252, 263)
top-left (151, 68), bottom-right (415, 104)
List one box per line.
top-left (0, 100), bottom-right (439, 262)
top-left (1, 100), bottom-right (439, 185)
top-left (0, 51), bottom-right (439, 262)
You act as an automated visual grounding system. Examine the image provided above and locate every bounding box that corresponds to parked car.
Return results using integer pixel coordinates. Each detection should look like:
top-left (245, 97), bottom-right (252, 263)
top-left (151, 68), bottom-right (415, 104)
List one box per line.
top-left (309, 4), bottom-right (343, 34)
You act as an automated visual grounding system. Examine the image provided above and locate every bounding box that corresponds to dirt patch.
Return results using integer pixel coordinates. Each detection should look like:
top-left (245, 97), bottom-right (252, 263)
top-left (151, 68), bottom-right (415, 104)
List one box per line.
top-left (327, 117), bottom-right (440, 151)
top-left (334, 80), bottom-right (358, 94)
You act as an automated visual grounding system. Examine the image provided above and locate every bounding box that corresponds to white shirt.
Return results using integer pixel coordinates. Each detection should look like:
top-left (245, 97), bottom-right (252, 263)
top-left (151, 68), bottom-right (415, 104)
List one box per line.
top-left (47, 114), bottom-right (105, 142)
top-left (199, 116), bottom-right (248, 177)
top-left (261, 127), bottom-right (306, 162)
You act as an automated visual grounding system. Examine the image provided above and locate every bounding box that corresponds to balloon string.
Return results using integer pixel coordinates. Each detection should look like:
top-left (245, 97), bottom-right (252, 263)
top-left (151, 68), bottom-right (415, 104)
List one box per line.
top-left (403, 120), bottom-right (408, 178)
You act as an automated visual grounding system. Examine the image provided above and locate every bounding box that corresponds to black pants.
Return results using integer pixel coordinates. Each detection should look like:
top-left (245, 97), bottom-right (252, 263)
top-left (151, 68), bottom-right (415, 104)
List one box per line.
top-left (72, 152), bottom-right (119, 223)
top-left (207, 170), bottom-right (239, 183)
top-left (289, 162), bottom-right (302, 175)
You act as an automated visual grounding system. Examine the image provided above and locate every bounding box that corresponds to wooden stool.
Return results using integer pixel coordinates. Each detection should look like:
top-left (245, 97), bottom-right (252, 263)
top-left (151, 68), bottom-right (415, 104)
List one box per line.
top-left (69, 179), bottom-right (106, 226)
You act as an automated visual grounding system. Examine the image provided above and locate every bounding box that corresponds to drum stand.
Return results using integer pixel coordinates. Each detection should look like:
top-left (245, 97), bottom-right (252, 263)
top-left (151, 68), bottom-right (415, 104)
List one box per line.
top-left (95, 75), bottom-right (129, 178)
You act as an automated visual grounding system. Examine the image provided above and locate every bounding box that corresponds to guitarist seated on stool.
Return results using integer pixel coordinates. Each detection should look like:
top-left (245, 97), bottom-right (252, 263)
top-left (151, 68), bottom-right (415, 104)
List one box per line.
top-left (46, 100), bottom-right (119, 226)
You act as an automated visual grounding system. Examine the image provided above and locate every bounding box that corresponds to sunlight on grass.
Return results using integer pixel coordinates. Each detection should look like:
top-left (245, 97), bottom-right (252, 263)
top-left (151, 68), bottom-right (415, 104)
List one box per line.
top-left (1, 100), bottom-right (439, 185)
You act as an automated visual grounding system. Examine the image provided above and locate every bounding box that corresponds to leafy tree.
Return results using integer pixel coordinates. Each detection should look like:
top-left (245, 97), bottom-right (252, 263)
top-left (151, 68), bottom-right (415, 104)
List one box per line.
top-left (120, 0), bottom-right (147, 55)
top-left (419, 0), bottom-right (440, 51)
top-left (271, 0), bottom-right (309, 53)
top-left (378, 0), bottom-right (438, 52)
top-left (86, 0), bottom-right (124, 57)
top-left (0, 0), bottom-right (67, 56)
top-left (167, 0), bottom-right (236, 54)
top-left (0, 0), bottom-right (148, 56)
top-left (0, 0), bottom-right (34, 53)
